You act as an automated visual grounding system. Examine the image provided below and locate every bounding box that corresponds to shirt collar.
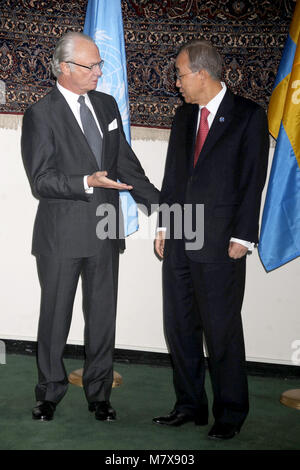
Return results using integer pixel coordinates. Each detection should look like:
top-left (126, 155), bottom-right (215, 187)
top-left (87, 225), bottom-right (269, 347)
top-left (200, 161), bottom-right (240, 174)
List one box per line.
top-left (200, 81), bottom-right (227, 116)
top-left (56, 81), bottom-right (88, 104)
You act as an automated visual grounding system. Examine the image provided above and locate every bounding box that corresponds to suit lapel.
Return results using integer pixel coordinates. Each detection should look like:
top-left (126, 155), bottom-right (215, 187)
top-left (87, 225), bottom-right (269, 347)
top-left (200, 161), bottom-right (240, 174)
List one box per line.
top-left (88, 91), bottom-right (109, 170)
top-left (186, 104), bottom-right (199, 173)
top-left (194, 89), bottom-right (236, 169)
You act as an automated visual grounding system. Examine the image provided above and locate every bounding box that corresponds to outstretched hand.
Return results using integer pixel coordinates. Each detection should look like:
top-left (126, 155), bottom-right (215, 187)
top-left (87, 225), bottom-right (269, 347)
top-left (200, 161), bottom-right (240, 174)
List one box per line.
top-left (87, 171), bottom-right (133, 190)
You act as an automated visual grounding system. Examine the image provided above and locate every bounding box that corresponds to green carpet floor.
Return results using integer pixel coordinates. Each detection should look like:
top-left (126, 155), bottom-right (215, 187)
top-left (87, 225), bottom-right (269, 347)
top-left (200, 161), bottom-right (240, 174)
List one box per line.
top-left (0, 354), bottom-right (299, 450)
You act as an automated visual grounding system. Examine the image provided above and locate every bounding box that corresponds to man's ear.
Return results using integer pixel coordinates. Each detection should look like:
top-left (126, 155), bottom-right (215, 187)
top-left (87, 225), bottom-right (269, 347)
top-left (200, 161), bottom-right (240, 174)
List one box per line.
top-left (198, 69), bottom-right (208, 80)
top-left (59, 62), bottom-right (70, 76)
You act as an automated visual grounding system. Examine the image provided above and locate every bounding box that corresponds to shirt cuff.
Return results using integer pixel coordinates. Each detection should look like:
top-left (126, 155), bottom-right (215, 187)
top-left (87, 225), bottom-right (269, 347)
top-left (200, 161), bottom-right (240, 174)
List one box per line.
top-left (83, 175), bottom-right (93, 194)
top-left (155, 233), bottom-right (254, 250)
top-left (230, 237), bottom-right (255, 252)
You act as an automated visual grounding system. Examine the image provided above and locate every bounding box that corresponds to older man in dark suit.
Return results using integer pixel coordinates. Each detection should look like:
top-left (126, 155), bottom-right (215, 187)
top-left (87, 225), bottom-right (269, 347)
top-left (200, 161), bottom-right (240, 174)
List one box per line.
top-left (153, 40), bottom-right (269, 439)
top-left (21, 32), bottom-right (159, 422)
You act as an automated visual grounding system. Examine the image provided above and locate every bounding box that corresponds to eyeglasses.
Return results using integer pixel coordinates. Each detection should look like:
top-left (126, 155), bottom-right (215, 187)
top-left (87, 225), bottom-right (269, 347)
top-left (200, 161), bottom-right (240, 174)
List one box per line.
top-left (175, 71), bottom-right (196, 81)
top-left (67, 60), bottom-right (104, 72)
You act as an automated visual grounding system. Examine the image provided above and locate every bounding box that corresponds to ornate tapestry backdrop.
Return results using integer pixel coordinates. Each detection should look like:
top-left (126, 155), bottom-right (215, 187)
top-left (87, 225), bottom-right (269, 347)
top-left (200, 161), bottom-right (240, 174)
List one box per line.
top-left (0, 0), bottom-right (296, 128)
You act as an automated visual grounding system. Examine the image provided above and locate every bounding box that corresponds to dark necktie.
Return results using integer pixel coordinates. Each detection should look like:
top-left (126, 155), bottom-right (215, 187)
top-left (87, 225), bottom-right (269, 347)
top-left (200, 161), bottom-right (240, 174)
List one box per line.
top-left (78, 95), bottom-right (102, 169)
top-left (193, 107), bottom-right (210, 167)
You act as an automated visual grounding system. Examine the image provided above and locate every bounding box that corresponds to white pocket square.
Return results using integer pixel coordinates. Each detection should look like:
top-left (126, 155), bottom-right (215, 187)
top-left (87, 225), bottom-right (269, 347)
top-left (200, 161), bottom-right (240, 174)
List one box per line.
top-left (108, 119), bottom-right (118, 131)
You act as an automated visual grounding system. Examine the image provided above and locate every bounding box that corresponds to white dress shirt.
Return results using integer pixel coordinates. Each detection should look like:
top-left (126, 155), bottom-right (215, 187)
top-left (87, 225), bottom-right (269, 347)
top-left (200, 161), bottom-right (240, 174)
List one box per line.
top-left (56, 81), bottom-right (101, 193)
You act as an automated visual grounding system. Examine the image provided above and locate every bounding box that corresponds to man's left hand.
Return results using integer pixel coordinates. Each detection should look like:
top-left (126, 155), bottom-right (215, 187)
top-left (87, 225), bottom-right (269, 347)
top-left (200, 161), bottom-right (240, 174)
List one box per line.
top-left (228, 241), bottom-right (248, 259)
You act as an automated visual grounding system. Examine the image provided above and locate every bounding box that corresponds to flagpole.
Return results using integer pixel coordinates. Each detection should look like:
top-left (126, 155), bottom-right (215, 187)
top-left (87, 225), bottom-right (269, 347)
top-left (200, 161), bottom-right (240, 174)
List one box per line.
top-left (259, 0), bottom-right (300, 410)
top-left (280, 389), bottom-right (300, 410)
top-left (68, 369), bottom-right (122, 388)
top-left (279, 0), bottom-right (300, 412)
top-left (68, 0), bottom-right (135, 392)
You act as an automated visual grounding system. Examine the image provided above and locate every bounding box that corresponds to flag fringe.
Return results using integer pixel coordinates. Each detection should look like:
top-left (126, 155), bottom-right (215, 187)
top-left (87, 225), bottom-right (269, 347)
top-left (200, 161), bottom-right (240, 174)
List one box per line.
top-left (131, 126), bottom-right (170, 141)
top-left (0, 114), bottom-right (172, 141)
top-left (0, 114), bottom-right (274, 147)
top-left (0, 113), bottom-right (23, 130)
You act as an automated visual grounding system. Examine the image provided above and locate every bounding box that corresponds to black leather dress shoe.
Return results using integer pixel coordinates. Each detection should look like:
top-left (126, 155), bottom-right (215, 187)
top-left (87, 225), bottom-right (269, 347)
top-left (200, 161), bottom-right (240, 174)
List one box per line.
top-left (32, 401), bottom-right (56, 421)
top-left (208, 422), bottom-right (240, 440)
top-left (89, 401), bottom-right (116, 421)
top-left (153, 410), bottom-right (208, 427)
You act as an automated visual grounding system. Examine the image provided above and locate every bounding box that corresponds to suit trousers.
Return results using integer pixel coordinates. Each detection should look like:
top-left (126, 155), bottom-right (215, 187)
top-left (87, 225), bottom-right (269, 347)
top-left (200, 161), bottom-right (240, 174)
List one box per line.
top-left (163, 238), bottom-right (249, 428)
top-left (35, 239), bottom-right (119, 404)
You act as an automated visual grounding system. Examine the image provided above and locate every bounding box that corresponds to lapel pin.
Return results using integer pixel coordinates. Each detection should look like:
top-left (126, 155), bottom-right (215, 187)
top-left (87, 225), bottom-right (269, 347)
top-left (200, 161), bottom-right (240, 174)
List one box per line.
top-left (219, 116), bottom-right (225, 122)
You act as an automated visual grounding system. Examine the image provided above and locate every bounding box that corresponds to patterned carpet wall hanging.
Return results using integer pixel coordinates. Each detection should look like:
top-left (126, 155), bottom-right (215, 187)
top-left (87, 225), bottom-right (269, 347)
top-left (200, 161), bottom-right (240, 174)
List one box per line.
top-left (0, 0), bottom-right (296, 129)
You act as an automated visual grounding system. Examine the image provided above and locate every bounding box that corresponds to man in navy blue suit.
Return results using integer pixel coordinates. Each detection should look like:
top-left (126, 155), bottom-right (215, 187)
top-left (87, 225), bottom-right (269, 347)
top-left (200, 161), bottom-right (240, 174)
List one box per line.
top-left (153, 39), bottom-right (269, 440)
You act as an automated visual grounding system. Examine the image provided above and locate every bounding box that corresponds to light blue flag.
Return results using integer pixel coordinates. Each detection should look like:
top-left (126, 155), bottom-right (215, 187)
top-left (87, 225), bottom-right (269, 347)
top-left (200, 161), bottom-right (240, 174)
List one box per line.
top-left (84, 0), bottom-right (139, 237)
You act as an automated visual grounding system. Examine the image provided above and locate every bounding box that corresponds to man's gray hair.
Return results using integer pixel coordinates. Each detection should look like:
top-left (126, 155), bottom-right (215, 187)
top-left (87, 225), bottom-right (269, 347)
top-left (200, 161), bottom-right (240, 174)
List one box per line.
top-left (178, 39), bottom-right (223, 81)
top-left (51, 31), bottom-right (95, 78)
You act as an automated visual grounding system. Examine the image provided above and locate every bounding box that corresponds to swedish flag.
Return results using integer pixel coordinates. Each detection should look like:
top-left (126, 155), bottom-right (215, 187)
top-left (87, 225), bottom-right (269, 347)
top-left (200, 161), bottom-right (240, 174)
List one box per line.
top-left (259, 1), bottom-right (300, 271)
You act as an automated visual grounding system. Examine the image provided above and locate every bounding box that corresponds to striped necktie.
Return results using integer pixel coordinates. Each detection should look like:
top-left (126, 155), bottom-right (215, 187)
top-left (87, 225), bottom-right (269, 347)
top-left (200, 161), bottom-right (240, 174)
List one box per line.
top-left (78, 95), bottom-right (102, 169)
top-left (194, 107), bottom-right (210, 167)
